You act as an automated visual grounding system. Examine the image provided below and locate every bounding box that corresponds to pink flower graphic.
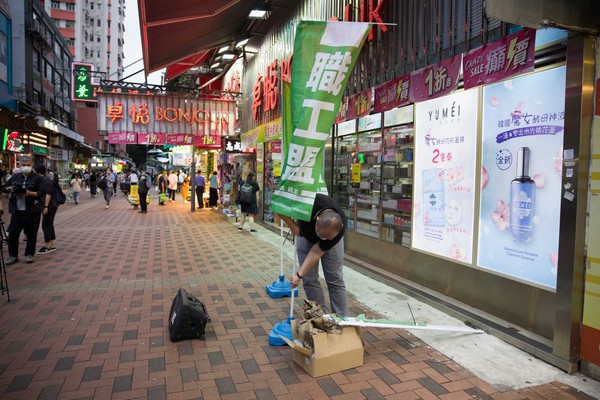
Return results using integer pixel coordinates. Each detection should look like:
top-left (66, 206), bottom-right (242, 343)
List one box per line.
top-left (532, 173), bottom-right (545, 189)
top-left (444, 166), bottom-right (465, 186)
top-left (450, 244), bottom-right (466, 261)
top-left (481, 165), bottom-right (489, 190)
top-left (491, 199), bottom-right (510, 231)
top-left (490, 96), bottom-right (500, 107)
top-left (553, 146), bottom-right (563, 175)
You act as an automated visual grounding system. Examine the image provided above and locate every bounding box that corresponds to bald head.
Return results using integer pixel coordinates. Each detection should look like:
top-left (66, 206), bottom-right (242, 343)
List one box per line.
top-left (315, 209), bottom-right (343, 240)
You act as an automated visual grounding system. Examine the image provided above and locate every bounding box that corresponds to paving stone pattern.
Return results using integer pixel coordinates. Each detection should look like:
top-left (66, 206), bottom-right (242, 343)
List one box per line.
top-left (0, 194), bottom-right (594, 399)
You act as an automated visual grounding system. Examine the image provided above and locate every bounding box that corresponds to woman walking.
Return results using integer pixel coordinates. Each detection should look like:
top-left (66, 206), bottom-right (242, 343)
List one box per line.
top-left (236, 172), bottom-right (260, 234)
top-left (89, 171), bottom-right (97, 198)
top-left (70, 173), bottom-right (82, 205)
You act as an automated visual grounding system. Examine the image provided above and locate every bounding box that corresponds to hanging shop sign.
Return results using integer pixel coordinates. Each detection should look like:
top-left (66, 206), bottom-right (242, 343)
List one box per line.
top-left (108, 132), bottom-right (137, 144)
top-left (374, 74), bottom-right (411, 114)
top-left (413, 89), bottom-right (479, 263)
top-left (97, 93), bottom-right (236, 141)
top-left (477, 66), bottom-right (565, 289)
top-left (462, 28), bottom-right (536, 90)
top-left (224, 138), bottom-right (242, 153)
top-left (138, 132), bottom-right (167, 145)
top-left (264, 118), bottom-right (282, 142)
top-left (410, 55), bottom-right (461, 103)
top-left (346, 89), bottom-right (372, 121)
top-left (1, 129), bottom-right (22, 152)
top-left (268, 141), bottom-right (282, 153)
top-left (383, 104), bottom-right (413, 127)
top-left (272, 21), bottom-right (371, 221)
top-left (71, 62), bottom-right (99, 102)
top-left (334, 96), bottom-right (350, 124)
top-left (166, 134), bottom-right (194, 146)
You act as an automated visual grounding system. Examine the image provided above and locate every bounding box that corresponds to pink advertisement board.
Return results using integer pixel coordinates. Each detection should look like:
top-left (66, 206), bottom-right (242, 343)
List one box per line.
top-left (138, 133), bottom-right (167, 145)
top-left (107, 132), bottom-right (137, 144)
top-left (463, 28), bottom-right (536, 90)
top-left (373, 74), bottom-right (411, 113)
top-left (410, 55), bottom-right (461, 103)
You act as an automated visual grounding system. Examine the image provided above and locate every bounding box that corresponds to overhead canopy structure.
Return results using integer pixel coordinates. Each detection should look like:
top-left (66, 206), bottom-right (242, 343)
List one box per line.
top-left (138, 0), bottom-right (303, 79)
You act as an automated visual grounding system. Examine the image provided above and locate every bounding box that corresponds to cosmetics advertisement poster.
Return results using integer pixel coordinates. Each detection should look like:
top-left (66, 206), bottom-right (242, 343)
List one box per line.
top-left (478, 66), bottom-right (565, 289)
top-left (413, 89), bottom-right (479, 263)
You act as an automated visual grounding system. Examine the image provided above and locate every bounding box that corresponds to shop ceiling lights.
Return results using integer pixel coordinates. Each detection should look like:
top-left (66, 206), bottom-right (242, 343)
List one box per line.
top-left (218, 45), bottom-right (230, 54)
top-left (210, 62), bottom-right (220, 69)
top-left (235, 38), bottom-right (250, 48)
top-left (248, 6), bottom-right (270, 20)
top-left (222, 52), bottom-right (235, 60)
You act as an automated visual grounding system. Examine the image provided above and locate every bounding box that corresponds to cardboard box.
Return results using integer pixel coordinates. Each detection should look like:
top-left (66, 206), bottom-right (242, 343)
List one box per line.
top-left (281, 319), bottom-right (364, 378)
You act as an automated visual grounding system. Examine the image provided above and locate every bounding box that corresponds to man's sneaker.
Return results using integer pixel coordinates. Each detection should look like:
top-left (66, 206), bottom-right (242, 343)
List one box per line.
top-left (237, 227), bottom-right (243, 232)
top-left (250, 229), bottom-right (257, 233)
top-left (5, 256), bottom-right (18, 265)
top-left (38, 246), bottom-right (53, 254)
top-left (24, 255), bottom-right (34, 264)
top-left (105, 205), bottom-right (109, 209)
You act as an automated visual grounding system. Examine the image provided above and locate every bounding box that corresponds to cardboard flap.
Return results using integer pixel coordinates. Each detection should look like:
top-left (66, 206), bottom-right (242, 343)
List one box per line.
top-left (312, 327), bottom-right (362, 357)
top-left (279, 335), bottom-right (313, 356)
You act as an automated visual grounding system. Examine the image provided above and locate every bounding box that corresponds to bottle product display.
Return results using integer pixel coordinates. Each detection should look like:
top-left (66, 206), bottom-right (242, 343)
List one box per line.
top-left (333, 115), bottom-right (414, 246)
top-left (333, 133), bottom-right (357, 231)
top-left (355, 130), bottom-right (382, 238)
top-left (380, 125), bottom-right (413, 246)
top-left (510, 146), bottom-right (535, 243)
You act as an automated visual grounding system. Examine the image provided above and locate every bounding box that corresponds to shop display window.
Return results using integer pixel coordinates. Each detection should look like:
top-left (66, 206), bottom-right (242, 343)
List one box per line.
top-left (333, 133), bottom-right (357, 231)
top-left (355, 129), bottom-right (382, 239)
top-left (381, 124), bottom-right (414, 246)
top-left (263, 141), bottom-right (282, 223)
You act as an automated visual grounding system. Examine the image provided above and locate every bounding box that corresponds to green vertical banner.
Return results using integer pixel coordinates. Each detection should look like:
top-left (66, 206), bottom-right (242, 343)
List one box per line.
top-left (271, 20), bottom-right (370, 221)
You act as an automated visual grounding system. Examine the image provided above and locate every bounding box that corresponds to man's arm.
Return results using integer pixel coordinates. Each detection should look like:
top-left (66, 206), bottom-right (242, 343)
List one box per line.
top-left (277, 213), bottom-right (300, 236)
top-left (290, 242), bottom-right (324, 288)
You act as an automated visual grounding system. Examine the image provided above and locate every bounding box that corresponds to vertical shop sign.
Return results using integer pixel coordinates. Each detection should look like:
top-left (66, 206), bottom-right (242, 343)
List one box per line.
top-left (413, 89), bottom-right (479, 263)
top-left (224, 138), bottom-right (242, 153)
top-left (334, 96), bottom-right (349, 124)
top-left (463, 28), bottom-right (536, 90)
top-left (478, 66), bottom-right (565, 289)
top-left (410, 55), bottom-right (461, 103)
top-left (271, 21), bottom-right (370, 221)
top-left (374, 74), bottom-right (411, 113)
top-left (71, 63), bottom-right (98, 102)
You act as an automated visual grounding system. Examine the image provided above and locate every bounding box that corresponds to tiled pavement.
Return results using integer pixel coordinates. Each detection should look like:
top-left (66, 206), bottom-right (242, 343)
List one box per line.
top-left (0, 192), bottom-right (595, 399)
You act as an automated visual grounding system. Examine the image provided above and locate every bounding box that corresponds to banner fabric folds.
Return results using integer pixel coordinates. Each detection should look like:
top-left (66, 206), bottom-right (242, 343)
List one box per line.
top-left (271, 20), bottom-right (370, 221)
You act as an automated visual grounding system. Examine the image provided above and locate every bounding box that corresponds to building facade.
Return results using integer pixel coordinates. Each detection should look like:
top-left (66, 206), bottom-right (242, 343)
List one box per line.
top-left (230, 0), bottom-right (600, 378)
top-left (40, 0), bottom-right (125, 80)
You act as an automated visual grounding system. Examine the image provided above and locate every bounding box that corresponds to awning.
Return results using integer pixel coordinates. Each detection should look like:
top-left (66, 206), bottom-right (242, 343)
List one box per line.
top-left (138, 0), bottom-right (262, 74)
top-left (138, 0), bottom-right (303, 75)
top-left (165, 51), bottom-right (212, 81)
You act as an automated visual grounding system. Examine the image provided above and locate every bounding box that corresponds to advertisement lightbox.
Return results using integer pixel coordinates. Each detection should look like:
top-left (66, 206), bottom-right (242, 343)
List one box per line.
top-left (412, 89), bottom-right (479, 263)
top-left (477, 66), bottom-right (566, 289)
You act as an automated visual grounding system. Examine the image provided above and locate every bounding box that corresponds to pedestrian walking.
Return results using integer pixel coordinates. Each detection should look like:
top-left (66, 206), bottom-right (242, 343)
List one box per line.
top-left (89, 171), bottom-right (97, 198)
top-left (181, 176), bottom-right (190, 203)
top-left (35, 164), bottom-right (58, 254)
top-left (168, 170), bottom-right (178, 201)
top-left (209, 171), bottom-right (219, 208)
top-left (236, 172), bottom-right (260, 234)
top-left (137, 174), bottom-right (151, 213)
top-left (103, 168), bottom-right (115, 208)
top-left (277, 194), bottom-right (349, 317)
top-left (70, 173), bottom-right (82, 204)
top-left (194, 170), bottom-right (205, 209)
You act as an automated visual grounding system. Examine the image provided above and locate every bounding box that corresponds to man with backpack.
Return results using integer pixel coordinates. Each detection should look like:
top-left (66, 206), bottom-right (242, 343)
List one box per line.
top-left (35, 164), bottom-right (63, 254)
top-left (137, 174), bottom-right (151, 213)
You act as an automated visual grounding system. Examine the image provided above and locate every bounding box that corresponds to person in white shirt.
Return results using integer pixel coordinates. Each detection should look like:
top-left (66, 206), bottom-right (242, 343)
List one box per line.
top-left (177, 170), bottom-right (187, 193)
top-left (168, 171), bottom-right (178, 201)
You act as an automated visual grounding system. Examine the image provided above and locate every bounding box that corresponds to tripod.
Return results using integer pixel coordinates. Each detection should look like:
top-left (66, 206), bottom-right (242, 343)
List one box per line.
top-left (0, 218), bottom-right (9, 301)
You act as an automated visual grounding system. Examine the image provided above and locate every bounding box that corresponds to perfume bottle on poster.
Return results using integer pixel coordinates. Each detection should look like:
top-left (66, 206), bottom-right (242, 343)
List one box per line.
top-left (510, 147), bottom-right (536, 243)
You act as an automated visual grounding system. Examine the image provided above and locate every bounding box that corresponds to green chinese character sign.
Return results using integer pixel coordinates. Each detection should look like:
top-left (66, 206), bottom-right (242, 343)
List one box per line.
top-left (71, 63), bottom-right (97, 102)
top-left (271, 21), bottom-right (370, 221)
